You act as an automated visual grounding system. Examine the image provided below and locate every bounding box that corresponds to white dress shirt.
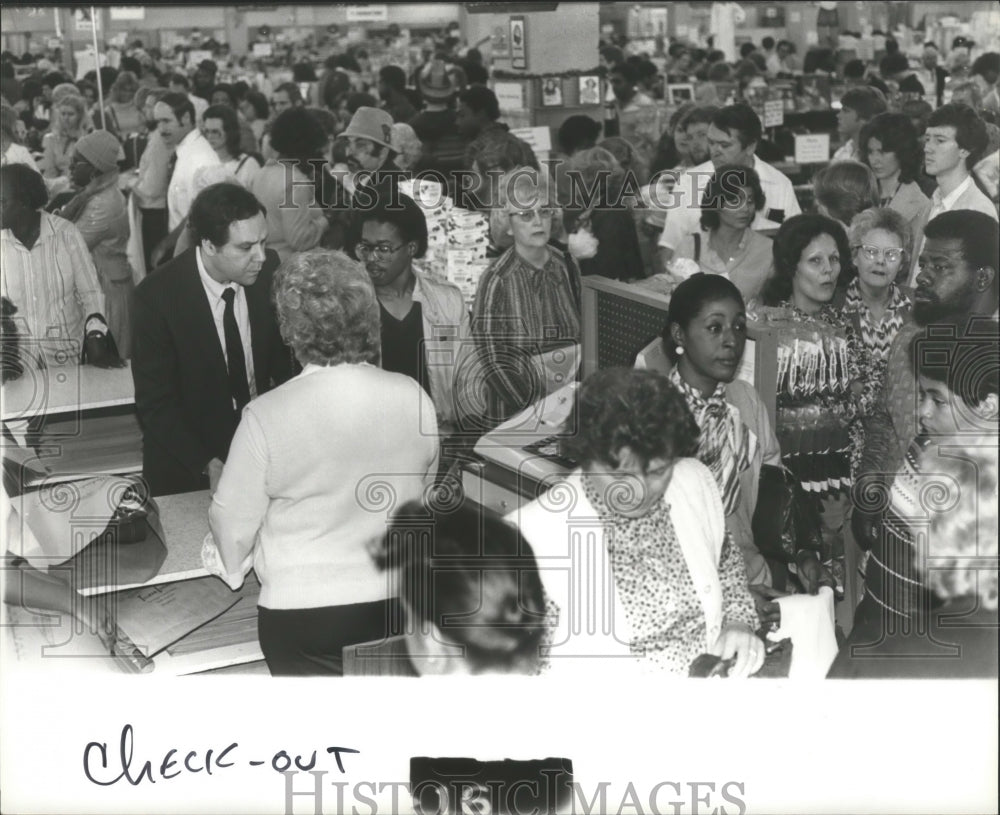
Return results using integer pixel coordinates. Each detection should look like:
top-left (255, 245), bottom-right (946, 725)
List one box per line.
top-left (658, 155), bottom-right (801, 252)
top-left (167, 128), bottom-right (220, 230)
top-left (196, 247), bottom-right (256, 404)
top-left (908, 174), bottom-right (999, 286)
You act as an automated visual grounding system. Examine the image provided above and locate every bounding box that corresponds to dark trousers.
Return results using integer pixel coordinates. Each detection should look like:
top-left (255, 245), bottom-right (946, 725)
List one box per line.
top-left (257, 598), bottom-right (402, 676)
top-left (139, 207), bottom-right (168, 274)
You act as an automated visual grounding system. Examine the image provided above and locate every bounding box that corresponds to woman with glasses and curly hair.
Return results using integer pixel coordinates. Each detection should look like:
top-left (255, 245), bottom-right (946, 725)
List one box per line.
top-left (205, 249), bottom-right (439, 675)
top-left (840, 207), bottom-right (913, 480)
top-left (512, 367), bottom-right (763, 677)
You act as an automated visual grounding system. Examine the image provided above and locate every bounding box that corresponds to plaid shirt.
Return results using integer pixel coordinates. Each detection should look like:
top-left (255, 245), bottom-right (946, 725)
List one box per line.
top-left (470, 246), bottom-right (581, 423)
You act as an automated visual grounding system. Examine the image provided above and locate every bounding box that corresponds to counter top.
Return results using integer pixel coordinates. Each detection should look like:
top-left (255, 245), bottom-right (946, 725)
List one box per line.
top-left (1, 362), bottom-right (135, 421)
top-left (81, 489), bottom-right (213, 595)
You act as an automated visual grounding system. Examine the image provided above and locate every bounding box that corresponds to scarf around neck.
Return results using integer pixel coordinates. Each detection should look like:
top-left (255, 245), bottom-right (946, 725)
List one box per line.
top-left (669, 368), bottom-right (755, 515)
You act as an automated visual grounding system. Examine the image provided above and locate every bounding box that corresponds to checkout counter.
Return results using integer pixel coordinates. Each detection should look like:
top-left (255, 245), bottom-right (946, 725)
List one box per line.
top-left (3, 277), bottom-right (785, 675)
top-left (2, 361), bottom-right (264, 675)
top-left (462, 276), bottom-right (782, 515)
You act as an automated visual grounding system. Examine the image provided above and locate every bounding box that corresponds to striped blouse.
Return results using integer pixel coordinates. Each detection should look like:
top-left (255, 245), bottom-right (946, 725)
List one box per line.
top-left (470, 245), bottom-right (581, 424)
top-left (1, 213), bottom-right (105, 367)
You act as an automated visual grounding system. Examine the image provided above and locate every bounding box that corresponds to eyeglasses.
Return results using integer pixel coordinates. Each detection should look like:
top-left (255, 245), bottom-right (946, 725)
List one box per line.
top-left (857, 244), bottom-right (904, 264)
top-left (510, 208), bottom-right (557, 223)
top-left (355, 242), bottom-right (406, 260)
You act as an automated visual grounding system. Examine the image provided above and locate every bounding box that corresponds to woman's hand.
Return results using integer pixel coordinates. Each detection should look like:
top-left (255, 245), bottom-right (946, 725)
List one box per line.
top-left (795, 551), bottom-right (836, 595)
top-left (710, 622), bottom-right (765, 678)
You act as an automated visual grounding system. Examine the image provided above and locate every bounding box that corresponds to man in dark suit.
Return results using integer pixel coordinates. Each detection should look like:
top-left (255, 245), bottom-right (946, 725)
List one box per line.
top-left (132, 182), bottom-right (293, 496)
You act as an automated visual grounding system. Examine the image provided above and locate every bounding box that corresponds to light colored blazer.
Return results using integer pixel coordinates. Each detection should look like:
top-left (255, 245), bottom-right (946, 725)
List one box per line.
top-left (411, 265), bottom-right (471, 428)
top-left (508, 459), bottom-right (730, 675)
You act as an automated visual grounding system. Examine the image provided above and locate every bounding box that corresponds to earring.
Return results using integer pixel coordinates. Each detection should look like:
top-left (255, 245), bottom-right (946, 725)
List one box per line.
top-left (676, 346), bottom-right (684, 355)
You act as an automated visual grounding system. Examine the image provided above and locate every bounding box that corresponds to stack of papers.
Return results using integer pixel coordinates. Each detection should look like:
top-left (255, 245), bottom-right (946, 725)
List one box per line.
top-left (399, 179), bottom-right (491, 305)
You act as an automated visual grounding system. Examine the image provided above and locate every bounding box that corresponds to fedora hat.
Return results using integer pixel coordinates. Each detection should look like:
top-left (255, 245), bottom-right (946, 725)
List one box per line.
top-left (418, 59), bottom-right (465, 102)
top-left (342, 106), bottom-right (394, 151)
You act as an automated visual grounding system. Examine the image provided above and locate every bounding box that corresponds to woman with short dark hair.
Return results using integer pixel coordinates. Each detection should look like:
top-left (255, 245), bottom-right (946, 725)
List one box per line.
top-left (205, 249), bottom-right (439, 676)
top-left (658, 274), bottom-right (782, 588)
top-left (670, 164), bottom-right (774, 301)
top-left (248, 108), bottom-right (328, 262)
top-left (513, 367), bottom-right (763, 677)
top-left (347, 501), bottom-right (550, 676)
top-left (201, 103), bottom-right (261, 189)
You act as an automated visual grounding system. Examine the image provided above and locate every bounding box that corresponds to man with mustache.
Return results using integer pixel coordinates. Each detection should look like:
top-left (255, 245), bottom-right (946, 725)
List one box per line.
top-left (132, 183), bottom-right (292, 496)
top-left (855, 208), bottom-right (999, 507)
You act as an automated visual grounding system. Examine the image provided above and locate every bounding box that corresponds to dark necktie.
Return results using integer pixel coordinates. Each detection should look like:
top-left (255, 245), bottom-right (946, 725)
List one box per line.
top-left (221, 288), bottom-right (250, 411)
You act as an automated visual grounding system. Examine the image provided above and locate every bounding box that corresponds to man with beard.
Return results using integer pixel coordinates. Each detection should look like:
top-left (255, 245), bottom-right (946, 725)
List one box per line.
top-left (838, 210), bottom-right (998, 669)
top-left (131, 183), bottom-right (292, 496)
top-left (856, 209), bottom-right (999, 482)
top-left (342, 106), bottom-right (404, 194)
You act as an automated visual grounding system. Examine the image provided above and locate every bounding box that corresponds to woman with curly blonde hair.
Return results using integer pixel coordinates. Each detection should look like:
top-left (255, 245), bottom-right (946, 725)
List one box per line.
top-left (205, 249), bottom-right (439, 675)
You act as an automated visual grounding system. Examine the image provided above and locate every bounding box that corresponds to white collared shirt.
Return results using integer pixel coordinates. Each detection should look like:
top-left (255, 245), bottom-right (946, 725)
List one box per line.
top-left (196, 247), bottom-right (257, 405)
top-left (929, 174), bottom-right (974, 216)
top-left (658, 155), bottom-right (801, 251)
top-left (167, 127), bottom-right (220, 230)
top-left (909, 173), bottom-right (998, 286)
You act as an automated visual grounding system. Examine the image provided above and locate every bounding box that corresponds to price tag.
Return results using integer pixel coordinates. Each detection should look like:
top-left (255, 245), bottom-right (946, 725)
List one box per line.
top-left (794, 133), bottom-right (830, 164)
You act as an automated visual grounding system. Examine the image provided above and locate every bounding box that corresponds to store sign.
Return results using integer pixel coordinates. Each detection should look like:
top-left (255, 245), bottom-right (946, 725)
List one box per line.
top-left (763, 99), bottom-right (784, 128)
top-left (74, 9), bottom-right (99, 32)
top-left (493, 81), bottom-right (525, 112)
top-left (346, 5), bottom-right (388, 23)
top-left (509, 126), bottom-right (551, 154)
top-left (110, 7), bottom-right (145, 21)
top-left (794, 133), bottom-right (830, 164)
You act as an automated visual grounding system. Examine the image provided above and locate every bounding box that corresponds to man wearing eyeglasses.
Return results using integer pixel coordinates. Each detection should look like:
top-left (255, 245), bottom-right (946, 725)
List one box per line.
top-left (908, 102), bottom-right (996, 287)
top-left (354, 191), bottom-right (469, 432)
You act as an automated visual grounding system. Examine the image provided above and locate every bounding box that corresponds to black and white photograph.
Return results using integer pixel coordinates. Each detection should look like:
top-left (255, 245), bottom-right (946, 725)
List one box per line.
top-left (541, 76), bottom-right (563, 106)
top-left (667, 81), bottom-right (695, 106)
top-left (578, 74), bottom-right (600, 105)
top-left (1, 2), bottom-right (999, 814)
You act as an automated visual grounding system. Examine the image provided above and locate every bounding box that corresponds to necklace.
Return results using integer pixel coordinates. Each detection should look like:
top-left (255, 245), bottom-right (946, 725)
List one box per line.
top-left (879, 179), bottom-right (901, 206)
top-left (710, 230), bottom-right (744, 263)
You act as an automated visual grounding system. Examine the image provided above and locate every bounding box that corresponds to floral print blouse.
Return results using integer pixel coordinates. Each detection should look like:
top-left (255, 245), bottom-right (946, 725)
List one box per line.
top-left (581, 473), bottom-right (758, 676)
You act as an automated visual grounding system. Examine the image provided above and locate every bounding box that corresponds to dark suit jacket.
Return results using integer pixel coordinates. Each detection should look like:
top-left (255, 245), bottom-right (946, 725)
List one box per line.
top-left (131, 247), bottom-right (293, 496)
